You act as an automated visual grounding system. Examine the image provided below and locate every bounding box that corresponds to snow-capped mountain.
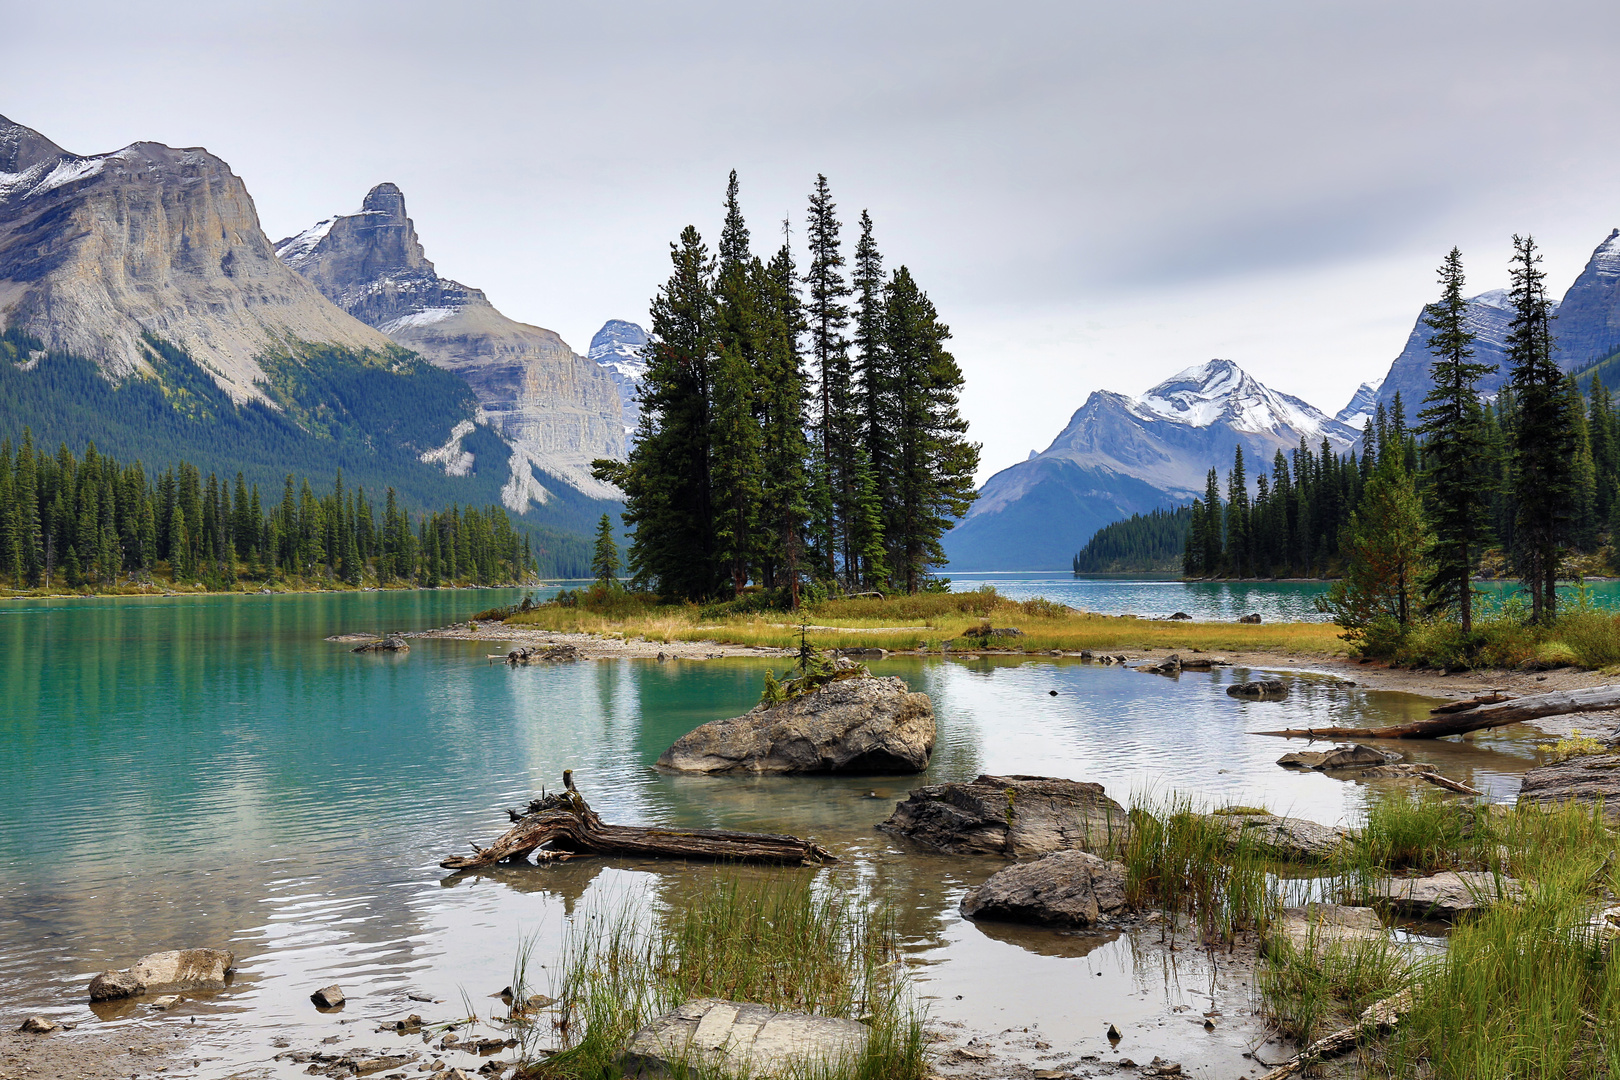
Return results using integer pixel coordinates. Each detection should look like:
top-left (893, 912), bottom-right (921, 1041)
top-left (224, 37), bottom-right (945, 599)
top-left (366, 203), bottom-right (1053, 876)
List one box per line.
top-left (1335, 377), bottom-right (1384, 430)
top-left (943, 359), bottom-right (1359, 571)
top-left (588, 319), bottom-right (648, 436)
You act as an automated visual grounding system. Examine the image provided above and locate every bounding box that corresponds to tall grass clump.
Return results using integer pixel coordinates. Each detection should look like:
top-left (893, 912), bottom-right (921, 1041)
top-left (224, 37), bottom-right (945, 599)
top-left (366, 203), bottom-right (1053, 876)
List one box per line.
top-left (1119, 795), bottom-right (1280, 944)
top-left (1383, 803), bottom-right (1619, 1078)
top-left (531, 875), bottom-right (925, 1080)
top-left (1259, 933), bottom-right (1412, 1046)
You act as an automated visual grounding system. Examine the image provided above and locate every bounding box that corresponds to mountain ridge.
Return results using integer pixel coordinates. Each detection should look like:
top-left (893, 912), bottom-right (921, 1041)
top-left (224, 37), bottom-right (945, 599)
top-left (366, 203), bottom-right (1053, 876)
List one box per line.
top-left (276, 184), bottom-right (626, 503)
top-left (944, 360), bottom-right (1357, 571)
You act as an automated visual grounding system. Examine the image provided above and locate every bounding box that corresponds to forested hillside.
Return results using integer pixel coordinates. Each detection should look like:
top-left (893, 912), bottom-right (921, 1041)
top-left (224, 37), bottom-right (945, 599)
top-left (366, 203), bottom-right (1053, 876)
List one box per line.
top-left (0, 434), bottom-right (592, 591)
top-left (0, 329), bottom-right (618, 543)
top-left (1072, 506), bottom-right (1190, 573)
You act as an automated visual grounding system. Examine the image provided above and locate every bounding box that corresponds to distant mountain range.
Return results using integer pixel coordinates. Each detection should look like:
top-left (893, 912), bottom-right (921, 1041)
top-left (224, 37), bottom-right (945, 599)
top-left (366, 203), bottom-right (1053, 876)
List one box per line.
top-left (943, 360), bottom-right (1360, 571)
top-left (0, 113), bottom-right (625, 544)
top-left (951, 224), bottom-right (1620, 574)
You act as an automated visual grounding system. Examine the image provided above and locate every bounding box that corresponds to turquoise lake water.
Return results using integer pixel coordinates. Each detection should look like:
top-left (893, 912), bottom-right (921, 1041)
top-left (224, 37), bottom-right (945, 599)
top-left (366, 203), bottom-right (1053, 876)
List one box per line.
top-left (0, 589), bottom-right (1559, 1077)
top-left (950, 571), bottom-right (1620, 621)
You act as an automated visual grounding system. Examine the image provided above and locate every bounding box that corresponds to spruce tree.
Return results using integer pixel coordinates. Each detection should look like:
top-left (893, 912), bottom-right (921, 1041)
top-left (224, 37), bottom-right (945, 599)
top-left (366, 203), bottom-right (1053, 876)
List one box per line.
top-left (1416, 248), bottom-right (1495, 632)
top-left (805, 175), bottom-right (857, 584)
top-left (882, 267), bottom-right (980, 592)
top-left (1225, 446), bottom-right (1250, 578)
top-left (709, 172), bottom-right (763, 596)
top-left (591, 513), bottom-right (620, 584)
top-left (851, 210), bottom-right (892, 587)
top-left (1505, 234), bottom-right (1577, 623)
top-left (598, 225), bottom-right (719, 600)
top-left (1202, 468), bottom-right (1223, 573)
top-left (755, 242), bottom-right (812, 604)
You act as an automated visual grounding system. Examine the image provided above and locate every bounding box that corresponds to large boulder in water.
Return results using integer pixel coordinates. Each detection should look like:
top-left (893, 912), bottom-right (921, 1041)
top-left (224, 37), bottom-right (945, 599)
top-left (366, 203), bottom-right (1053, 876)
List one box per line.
top-left (960, 850), bottom-right (1130, 927)
top-left (655, 675), bottom-right (934, 774)
top-left (879, 775), bottom-right (1129, 857)
top-left (88, 948), bottom-right (235, 1001)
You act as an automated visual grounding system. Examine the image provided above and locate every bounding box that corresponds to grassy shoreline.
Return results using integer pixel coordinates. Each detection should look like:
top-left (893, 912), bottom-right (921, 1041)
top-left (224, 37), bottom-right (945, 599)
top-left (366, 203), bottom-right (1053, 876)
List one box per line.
top-left (501, 588), bottom-right (1350, 656)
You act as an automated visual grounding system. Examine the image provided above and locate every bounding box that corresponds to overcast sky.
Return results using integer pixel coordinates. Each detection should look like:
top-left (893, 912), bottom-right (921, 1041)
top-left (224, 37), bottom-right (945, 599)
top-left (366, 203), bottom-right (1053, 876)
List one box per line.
top-left (8, 0), bottom-right (1620, 482)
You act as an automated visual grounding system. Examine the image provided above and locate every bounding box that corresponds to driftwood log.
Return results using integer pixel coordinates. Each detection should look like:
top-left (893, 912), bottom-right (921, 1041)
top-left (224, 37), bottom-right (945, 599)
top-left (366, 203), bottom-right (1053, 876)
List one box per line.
top-left (440, 772), bottom-right (836, 870)
top-left (1255, 684), bottom-right (1620, 741)
top-left (1256, 989), bottom-right (1414, 1080)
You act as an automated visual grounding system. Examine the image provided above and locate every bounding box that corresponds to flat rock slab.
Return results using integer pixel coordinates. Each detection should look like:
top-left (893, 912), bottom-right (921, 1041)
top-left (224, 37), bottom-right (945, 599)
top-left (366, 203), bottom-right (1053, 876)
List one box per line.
top-left (1374, 871), bottom-right (1522, 918)
top-left (1212, 813), bottom-right (1347, 862)
top-left (1518, 754), bottom-right (1620, 819)
top-left (1278, 744), bottom-right (1399, 770)
top-left (620, 998), bottom-right (868, 1078)
top-left (656, 675), bottom-right (934, 774)
top-left (1265, 904), bottom-right (1385, 955)
top-left (88, 948), bottom-right (234, 1001)
top-left (960, 850), bottom-right (1129, 928)
top-left (1229, 679), bottom-right (1288, 700)
top-left (880, 775), bottom-right (1129, 857)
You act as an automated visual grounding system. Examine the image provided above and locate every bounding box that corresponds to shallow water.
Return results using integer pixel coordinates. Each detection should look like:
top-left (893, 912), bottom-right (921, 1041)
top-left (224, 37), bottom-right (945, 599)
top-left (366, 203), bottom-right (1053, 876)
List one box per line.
top-left (0, 591), bottom-right (1552, 1077)
top-left (954, 570), bottom-right (1620, 622)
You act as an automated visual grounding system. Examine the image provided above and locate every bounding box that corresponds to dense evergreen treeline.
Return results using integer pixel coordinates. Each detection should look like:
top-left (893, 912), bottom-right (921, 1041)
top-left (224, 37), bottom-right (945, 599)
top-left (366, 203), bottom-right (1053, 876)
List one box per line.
top-left (597, 173), bottom-right (980, 602)
top-left (1072, 507), bottom-right (1191, 573)
top-left (1188, 237), bottom-right (1617, 644)
top-left (0, 432), bottom-right (578, 591)
top-left (0, 328), bottom-right (619, 541)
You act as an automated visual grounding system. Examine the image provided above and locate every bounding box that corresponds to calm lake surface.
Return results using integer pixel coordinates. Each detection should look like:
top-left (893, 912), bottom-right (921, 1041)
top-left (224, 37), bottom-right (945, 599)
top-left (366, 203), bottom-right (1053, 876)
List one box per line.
top-left (952, 570), bottom-right (1620, 622)
top-left (0, 590), bottom-right (1557, 1077)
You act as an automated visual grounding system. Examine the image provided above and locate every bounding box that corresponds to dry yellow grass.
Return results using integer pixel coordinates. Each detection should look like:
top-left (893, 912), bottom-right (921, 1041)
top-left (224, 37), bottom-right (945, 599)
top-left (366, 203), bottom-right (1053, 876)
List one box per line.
top-left (504, 592), bottom-right (1347, 655)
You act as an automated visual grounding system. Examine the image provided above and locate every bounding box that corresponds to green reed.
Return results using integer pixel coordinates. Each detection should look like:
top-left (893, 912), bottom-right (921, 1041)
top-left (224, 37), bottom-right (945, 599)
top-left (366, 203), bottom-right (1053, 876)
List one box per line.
top-left (527, 874), bottom-right (925, 1080)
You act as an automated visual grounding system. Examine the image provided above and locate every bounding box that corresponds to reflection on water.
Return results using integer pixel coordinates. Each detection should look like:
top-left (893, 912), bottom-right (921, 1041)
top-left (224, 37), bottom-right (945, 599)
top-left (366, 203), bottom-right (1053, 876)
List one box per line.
top-left (0, 591), bottom-right (1551, 1076)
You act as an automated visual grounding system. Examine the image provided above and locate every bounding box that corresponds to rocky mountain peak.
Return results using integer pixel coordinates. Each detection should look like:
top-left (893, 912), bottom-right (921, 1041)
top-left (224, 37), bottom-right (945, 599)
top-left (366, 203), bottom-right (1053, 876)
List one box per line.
top-left (278, 186), bottom-right (627, 504)
top-left (1334, 378), bottom-right (1384, 430)
top-left (588, 319), bottom-right (649, 436)
top-left (0, 116), bottom-right (390, 399)
top-left (1129, 358), bottom-right (1336, 437)
top-left (361, 181), bottom-right (408, 219)
top-left (0, 114), bottom-right (66, 175)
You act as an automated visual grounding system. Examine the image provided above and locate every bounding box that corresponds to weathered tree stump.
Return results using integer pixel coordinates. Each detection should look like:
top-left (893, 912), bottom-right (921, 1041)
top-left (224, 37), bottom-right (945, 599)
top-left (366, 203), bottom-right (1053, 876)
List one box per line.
top-left (440, 773), bottom-right (836, 869)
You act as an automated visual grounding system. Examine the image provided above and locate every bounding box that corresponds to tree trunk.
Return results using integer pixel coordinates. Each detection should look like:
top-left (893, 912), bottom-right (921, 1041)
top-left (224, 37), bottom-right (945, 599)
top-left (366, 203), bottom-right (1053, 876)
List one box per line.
top-left (1253, 684), bottom-right (1620, 740)
top-left (440, 778), bottom-right (837, 870)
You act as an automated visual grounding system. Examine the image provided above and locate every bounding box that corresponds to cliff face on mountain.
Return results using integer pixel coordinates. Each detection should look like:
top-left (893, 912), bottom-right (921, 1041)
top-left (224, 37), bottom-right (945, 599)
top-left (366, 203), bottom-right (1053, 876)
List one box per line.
top-left (944, 360), bottom-right (1359, 571)
top-left (0, 114), bottom-right (391, 402)
top-left (278, 185), bottom-right (626, 500)
top-left (1554, 230), bottom-right (1620, 370)
top-left (1374, 290), bottom-right (1516, 415)
top-left (1334, 378), bottom-right (1383, 430)
top-left (588, 319), bottom-right (648, 436)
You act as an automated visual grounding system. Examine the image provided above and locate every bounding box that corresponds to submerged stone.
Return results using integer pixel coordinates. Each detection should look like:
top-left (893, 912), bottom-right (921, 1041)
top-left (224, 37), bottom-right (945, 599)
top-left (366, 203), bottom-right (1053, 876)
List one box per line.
top-left (1265, 903), bottom-right (1385, 956)
top-left (960, 850), bottom-right (1129, 927)
top-left (1373, 871), bottom-right (1522, 918)
top-left (880, 775), bottom-right (1129, 857)
top-left (1228, 679), bottom-right (1287, 700)
top-left (620, 998), bottom-right (867, 1078)
top-left (88, 948), bottom-right (234, 1001)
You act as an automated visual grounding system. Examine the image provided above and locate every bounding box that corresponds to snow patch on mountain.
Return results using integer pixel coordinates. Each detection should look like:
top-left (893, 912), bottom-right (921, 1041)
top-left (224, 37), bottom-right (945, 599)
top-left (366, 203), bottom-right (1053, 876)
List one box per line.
top-left (588, 319), bottom-right (648, 435)
top-left (274, 217), bottom-right (336, 269)
top-left (1335, 377), bottom-right (1384, 430)
top-left (1128, 359), bottom-right (1340, 437)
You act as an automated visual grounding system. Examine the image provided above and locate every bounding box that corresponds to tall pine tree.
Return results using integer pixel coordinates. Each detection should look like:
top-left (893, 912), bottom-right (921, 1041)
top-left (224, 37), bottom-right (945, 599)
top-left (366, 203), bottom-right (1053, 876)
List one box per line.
top-left (1416, 248), bottom-right (1495, 632)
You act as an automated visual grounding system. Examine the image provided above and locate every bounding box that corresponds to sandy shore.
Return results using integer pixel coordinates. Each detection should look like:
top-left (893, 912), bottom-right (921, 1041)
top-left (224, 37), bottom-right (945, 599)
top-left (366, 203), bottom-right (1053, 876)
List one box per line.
top-left (401, 622), bottom-right (796, 660)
